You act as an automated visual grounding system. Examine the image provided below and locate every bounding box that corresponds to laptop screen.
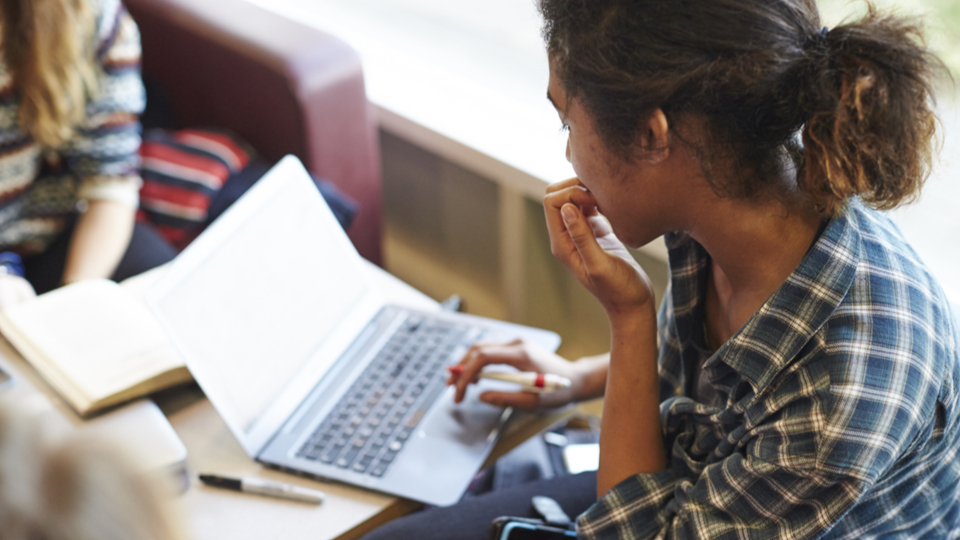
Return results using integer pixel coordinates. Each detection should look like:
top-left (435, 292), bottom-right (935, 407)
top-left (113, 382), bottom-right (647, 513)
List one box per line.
top-left (149, 157), bottom-right (380, 454)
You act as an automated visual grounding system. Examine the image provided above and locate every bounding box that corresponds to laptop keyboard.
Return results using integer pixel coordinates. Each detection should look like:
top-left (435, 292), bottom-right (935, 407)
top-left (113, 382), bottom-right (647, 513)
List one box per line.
top-left (296, 316), bottom-right (471, 477)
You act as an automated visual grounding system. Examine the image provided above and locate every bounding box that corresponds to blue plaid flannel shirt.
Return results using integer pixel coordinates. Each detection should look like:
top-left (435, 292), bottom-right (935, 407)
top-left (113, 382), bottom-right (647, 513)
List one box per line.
top-left (577, 203), bottom-right (960, 539)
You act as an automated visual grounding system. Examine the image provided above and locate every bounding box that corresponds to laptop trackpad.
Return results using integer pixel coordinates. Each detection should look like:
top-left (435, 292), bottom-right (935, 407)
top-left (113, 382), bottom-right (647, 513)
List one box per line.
top-left (420, 382), bottom-right (512, 445)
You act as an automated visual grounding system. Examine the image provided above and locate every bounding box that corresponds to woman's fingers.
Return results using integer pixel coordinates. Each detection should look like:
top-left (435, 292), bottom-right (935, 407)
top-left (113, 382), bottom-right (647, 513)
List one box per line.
top-left (560, 203), bottom-right (610, 282)
top-left (446, 339), bottom-right (578, 409)
top-left (586, 212), bottom-right (613, 238)
top-left (543, 185), bottom-right (598, 267)
top-left (448, 339), bottom-right (532, 403)
top-left (480, 384), bottom-right (574, 409)
top-left (544, 177), bottom-right (585, 194)
top-left (478, 390), bottom-right (541, 409)
top-left (548, 194), bottom-right (655, 314)
top-left (543, 183), bottom-right (597, 219)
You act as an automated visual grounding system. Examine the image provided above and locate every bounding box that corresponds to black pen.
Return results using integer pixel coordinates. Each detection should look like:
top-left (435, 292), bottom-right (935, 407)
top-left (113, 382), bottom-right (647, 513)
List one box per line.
top-left (198, 474), bottom-right (325, 504)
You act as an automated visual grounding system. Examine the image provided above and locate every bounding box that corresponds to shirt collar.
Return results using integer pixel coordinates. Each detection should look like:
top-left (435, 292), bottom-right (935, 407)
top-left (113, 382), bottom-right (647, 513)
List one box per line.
top-left (665, 207), bottom-right (862, 393)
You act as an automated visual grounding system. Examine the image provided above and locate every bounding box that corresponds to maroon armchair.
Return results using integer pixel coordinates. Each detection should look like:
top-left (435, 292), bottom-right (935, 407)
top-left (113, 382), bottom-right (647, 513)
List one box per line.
top-left (125, 0), bottom-right (383, 265)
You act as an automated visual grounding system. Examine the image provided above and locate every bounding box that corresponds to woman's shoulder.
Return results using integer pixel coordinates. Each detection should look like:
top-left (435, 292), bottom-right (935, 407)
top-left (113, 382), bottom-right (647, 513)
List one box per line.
top-left (824, 203), bottom-right (955, 369)
top-left (832, 203), bottom-right (952, 329)
top-left (846, 203), bottom-right (933, 278)
top-left (800, 204), bottom-right (958, 472)
top-left (84, 0), bottom-right (141, 73)
top-left (773, 203), bottom-right (959, 479)
top-left (87, 0), bottom-right (136, 48)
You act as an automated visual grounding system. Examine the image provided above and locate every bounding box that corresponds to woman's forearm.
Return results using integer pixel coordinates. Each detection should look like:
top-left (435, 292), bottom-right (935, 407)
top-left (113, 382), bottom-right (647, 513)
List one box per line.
top-left (61, 199), bottom-right (136, 285)
top-left (596, 309), bottom-right (666, 497)
top-left (571, 352), bottom-right (610, 402)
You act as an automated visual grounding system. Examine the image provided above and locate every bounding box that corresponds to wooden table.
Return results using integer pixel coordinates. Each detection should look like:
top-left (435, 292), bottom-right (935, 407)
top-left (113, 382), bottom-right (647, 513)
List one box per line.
top-left (0, 258), bottom-right (575, 540)
top-left (156, 383), bottom-right (572, 540)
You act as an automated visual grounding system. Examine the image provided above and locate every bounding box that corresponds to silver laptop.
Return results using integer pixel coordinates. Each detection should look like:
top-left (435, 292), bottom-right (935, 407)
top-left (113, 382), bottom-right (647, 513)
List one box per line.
top-left (147, 156), bottom-right (560, 506)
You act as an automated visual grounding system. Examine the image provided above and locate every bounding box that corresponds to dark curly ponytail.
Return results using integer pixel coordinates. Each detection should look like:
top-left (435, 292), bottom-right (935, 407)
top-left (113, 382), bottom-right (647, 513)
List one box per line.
top-left (539, 0), bottom-right (947, 217)
top-left (799, 7), bottom-right (941, 216)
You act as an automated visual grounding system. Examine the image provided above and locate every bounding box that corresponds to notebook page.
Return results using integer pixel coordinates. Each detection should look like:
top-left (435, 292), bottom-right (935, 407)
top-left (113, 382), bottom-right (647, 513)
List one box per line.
top-left (1, 280), bottom-right (183, 403)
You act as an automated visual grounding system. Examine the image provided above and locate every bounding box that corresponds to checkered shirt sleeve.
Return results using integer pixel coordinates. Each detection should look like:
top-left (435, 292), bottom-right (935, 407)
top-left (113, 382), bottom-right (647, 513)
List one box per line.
top-left (577, 203), bottom-right (960, 540)
top-left (61, 0), bottom-right (144, 208)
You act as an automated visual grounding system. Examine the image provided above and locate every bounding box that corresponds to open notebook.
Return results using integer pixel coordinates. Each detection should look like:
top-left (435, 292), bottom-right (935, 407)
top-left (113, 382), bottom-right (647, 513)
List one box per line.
top-left (0, 266), bottom-right (189, 416)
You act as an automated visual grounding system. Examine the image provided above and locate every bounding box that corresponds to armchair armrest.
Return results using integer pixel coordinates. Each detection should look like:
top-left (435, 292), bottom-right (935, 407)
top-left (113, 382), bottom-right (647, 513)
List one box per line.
top-left (126, 0), bottom-right (383, 264)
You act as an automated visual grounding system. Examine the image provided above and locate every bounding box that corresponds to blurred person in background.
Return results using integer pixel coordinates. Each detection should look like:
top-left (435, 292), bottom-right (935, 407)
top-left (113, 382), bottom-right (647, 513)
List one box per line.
top-left (0, 397), bottom-right (186, 540)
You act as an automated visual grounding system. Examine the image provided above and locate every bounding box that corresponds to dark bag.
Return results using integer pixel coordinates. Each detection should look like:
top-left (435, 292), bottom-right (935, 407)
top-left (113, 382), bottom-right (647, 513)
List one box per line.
top-left (469, 414), bottom-right (600, 496)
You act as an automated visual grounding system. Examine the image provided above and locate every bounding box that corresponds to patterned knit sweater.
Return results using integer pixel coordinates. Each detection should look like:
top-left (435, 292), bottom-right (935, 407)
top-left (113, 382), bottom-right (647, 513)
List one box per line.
top-left (0, 0), bottom-right (144, 254)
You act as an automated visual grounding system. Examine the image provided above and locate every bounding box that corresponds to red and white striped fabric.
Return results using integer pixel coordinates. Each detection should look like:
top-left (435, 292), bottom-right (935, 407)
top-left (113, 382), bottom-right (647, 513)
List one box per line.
top-left (137, 128), bottom-right (251, 248)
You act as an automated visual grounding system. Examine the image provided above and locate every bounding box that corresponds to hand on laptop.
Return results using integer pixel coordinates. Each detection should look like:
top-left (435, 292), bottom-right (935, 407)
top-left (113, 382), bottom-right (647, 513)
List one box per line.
top-left (446, 339), bottom-right (603, 410)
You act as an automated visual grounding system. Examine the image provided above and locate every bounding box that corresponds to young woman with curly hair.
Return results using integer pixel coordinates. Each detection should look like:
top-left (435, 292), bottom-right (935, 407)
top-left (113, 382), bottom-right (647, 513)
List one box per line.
top-left (365, 0), bottom-right (960, 539)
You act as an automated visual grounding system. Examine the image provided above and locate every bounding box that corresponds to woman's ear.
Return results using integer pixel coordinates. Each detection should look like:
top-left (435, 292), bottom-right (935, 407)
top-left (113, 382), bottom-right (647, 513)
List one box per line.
top-left (639, 109), bottom-right (670, 163)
